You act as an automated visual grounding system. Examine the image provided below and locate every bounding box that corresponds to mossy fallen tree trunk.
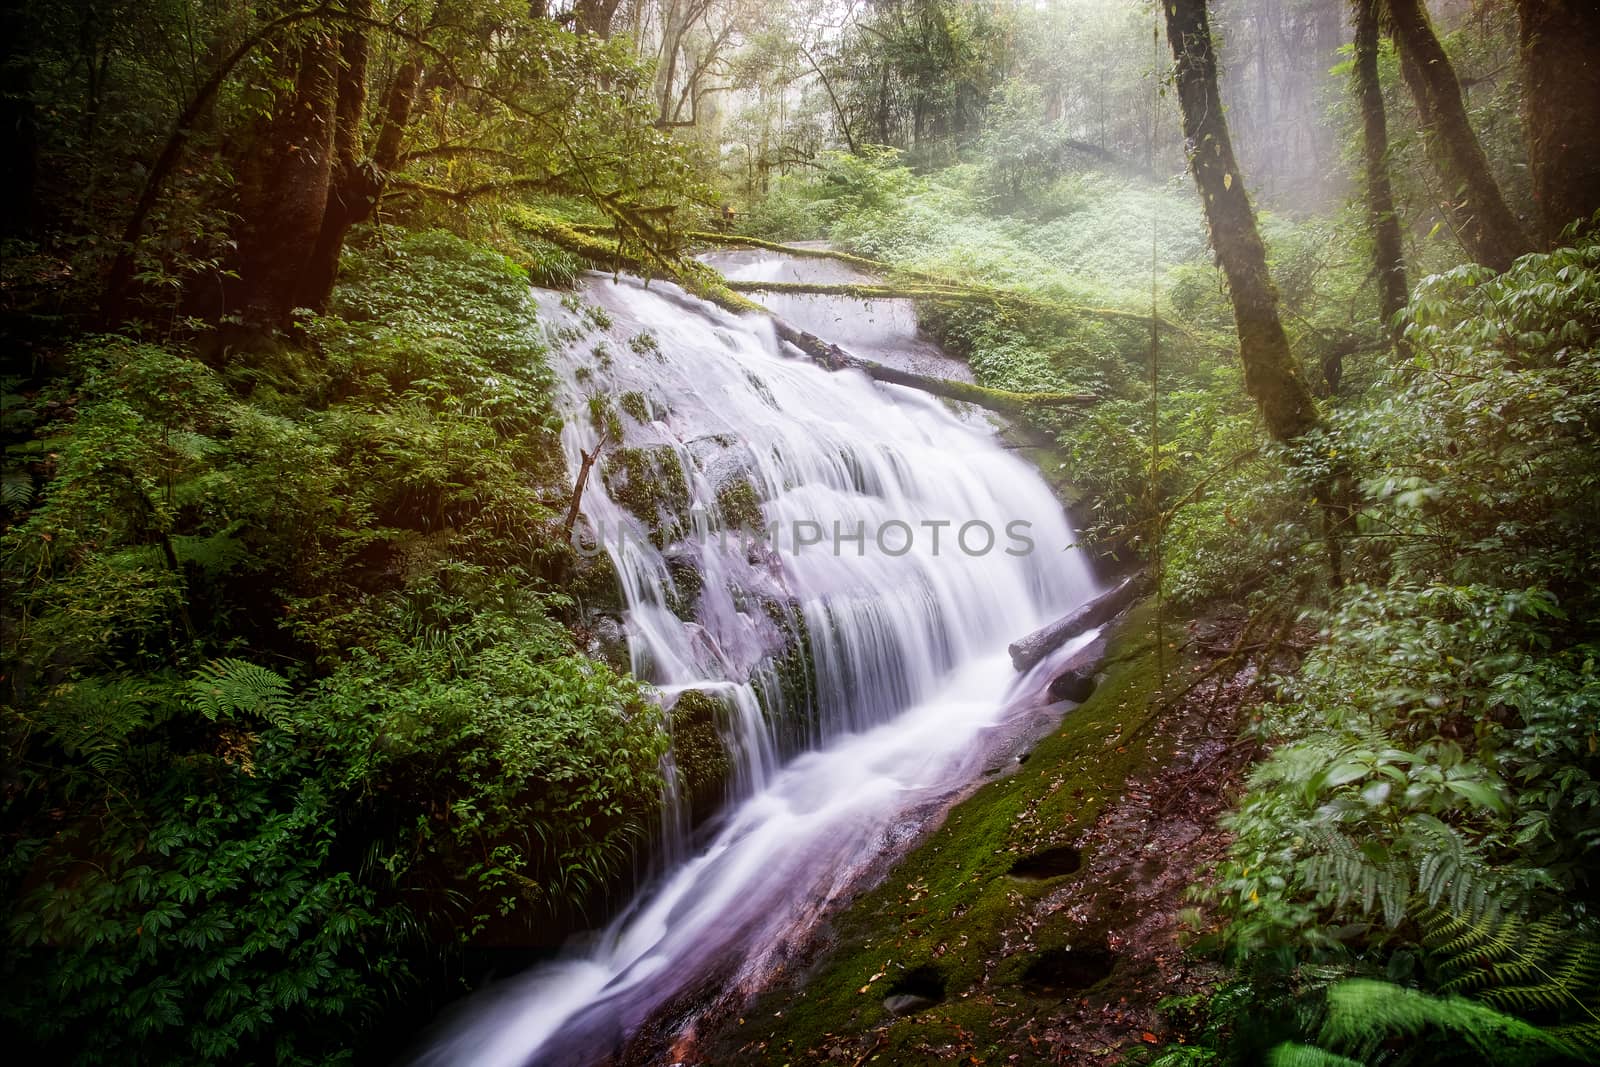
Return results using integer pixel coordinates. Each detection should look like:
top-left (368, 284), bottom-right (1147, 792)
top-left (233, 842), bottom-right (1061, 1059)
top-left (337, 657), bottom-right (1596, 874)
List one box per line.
top-left (723, 278), bottom-right (1171, 332)
top-left (511, 212), bottom-right (1098, 425)
top-left (710, 247), bottom-right (1190, 337)
top-left (728, 279), bottom-right (981, 302)
top-left (769, 318), bottom-right (1096, 419)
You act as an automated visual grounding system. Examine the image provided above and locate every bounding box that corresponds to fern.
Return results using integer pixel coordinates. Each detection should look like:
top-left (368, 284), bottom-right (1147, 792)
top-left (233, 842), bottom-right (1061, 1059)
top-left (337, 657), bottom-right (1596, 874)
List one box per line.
top-left (1304, 829), bottom-right (1413, 929)
top-left (1422, 909), bottom-right (1600, 1053)
top-left (1275, 979), bottom-right (1581, 1067)
top-left (187, 658), bottom-right (295, 730)
top-left (1, 469), bottom-right (33, 511)
top-left (1268, 1044), bottom-right (1362, 1067)
top-left (1302, 816), bottom-right (1514, 932)
top-left (38, 676), bottom-right (165, 776)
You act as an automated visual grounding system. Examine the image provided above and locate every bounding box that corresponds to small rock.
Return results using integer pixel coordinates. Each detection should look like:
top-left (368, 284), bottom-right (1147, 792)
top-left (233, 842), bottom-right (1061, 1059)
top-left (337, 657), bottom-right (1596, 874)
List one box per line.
top-left (882, 993), bottom-right (940, 1016)
top-left (1048, 666), bottom-right (1097, 703)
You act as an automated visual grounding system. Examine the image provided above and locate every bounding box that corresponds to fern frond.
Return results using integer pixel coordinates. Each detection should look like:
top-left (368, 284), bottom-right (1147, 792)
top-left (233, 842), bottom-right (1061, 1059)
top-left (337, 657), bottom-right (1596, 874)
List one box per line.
top-left (2, 470), bottom-right (34, 511)
top-left (187, 658), bottom-right (295, 731)
top-left (1317, 979), bottom-right (1572, 1066)
top-left (1267, 1044), bottom-right (1363, 1067)
top-left (1422, 908), bottom-right (1600, 1032)
top-left (37, 678), bottom-right (161, 777)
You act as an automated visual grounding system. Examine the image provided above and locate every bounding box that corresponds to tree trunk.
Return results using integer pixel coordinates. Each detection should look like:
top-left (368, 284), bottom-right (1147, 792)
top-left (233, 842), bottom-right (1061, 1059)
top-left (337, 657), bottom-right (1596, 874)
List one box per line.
top-left (1164, 0), bottom-right (1321, 443)
top-left (1388, 0), bottom-right (1530, 271)
top-left (571, 0), bottom-right (621, 38)
top-left (297, 11), bottom-right (370, 314)
top-left (229, 29), bottom-right (340, 328)
top-left (1515, 0), bottom-right (1600, 245)
top-left (1352, 0), bottom-right (1408, 336)
top-left (1167, 0), bottom-right (1349, 587)
top-left (297, 53), bottom-right (420, 313)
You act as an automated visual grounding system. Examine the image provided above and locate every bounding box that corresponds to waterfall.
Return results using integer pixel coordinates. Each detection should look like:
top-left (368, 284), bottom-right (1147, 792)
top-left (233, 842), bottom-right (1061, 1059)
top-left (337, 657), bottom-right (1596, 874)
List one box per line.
top-left (414, 250), bottom-right (1097, 1066)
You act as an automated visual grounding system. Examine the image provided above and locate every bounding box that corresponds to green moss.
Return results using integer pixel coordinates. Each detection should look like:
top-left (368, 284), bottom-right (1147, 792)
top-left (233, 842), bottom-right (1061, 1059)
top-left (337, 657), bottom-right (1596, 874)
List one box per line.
top-left (665, 556), bottom-right (703, 620)
top-left (716, 479), bottom-right (764, 531)
top-left (671, 690), bottom-right (733, 825)
top-left (587, 394), bottom-right (623, 440)
top-left (600, 446), bottom-right (689, 535)
top-left (715, 602), bottom-right (1174, 1064)
top-left (754, 597), bottom-right (818, 747)
top-left (629, 331), bottom-right (662, 359)
top-left (618, 390), bottom-right (650, 423)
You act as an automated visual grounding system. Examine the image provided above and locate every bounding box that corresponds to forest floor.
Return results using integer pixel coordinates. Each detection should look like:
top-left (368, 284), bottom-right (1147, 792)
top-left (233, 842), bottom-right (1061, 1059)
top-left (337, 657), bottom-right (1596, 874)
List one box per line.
top-left (683, 602), bottom-right (1278, 1066)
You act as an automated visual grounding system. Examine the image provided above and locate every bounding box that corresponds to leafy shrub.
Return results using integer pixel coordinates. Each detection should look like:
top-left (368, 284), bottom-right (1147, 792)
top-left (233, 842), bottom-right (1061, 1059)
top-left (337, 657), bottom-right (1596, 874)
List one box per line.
top-left (1206, 235), bottom-right (1600, 957)
top-left (0, 230), bottom-right (668, 1062)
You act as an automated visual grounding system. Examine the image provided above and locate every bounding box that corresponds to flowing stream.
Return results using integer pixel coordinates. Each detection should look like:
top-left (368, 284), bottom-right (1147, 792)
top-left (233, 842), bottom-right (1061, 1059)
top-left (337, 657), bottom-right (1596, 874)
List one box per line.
top-left (415, 251), bottom-right (1098, 1066)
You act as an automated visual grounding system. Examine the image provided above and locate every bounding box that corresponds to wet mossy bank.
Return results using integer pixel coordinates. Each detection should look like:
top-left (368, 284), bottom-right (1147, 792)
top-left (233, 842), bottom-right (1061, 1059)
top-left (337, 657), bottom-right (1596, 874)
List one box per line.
top-left (695, 601), bottom-right (1257, 1065)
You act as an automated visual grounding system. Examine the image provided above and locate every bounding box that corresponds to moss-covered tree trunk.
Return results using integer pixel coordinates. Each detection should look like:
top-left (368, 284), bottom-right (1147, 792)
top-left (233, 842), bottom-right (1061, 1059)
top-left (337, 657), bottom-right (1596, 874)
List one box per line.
top-left (296, 13), bottom-right (371, 316)
top-left (1388, 0), bottom-right (1530, 272)
top-left (1515, 0), bottom-right (1600, 245)
top-left (1353, 0), bottom-right (1408, 335)
top-left (1166, 0), bottom-right (1350, 585)
top-left (1163, 0), bottom-right (1321, 443)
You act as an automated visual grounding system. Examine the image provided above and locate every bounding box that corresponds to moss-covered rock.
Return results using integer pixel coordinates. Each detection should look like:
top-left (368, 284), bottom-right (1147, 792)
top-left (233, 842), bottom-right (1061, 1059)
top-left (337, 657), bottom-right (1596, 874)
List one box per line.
top-left (715, 478), bottom-right (764, 531)
top-left (754, 596), bottom-right (818, 748)
top-left (670, 690), bottom-right (734, 826)
top-left (619, 390), bottom-right (650, 422)
top-left (601, 445), bottom-right (690, 543)
top-left (665, 556), bottom-right (703, 620)
top-left (587, 393), bottom-right (623, 439)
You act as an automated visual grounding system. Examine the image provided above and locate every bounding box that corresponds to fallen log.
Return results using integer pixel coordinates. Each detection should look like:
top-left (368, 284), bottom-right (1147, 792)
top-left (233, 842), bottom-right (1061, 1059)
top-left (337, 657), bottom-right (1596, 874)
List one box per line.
top-left (728, 280), bottom-right (988, 303)
top-left (1008, 574), bottom-right (1144, 673)
top-left (568, 226), bottom-right (1189, 337)
top-left (726, 277), bottom-right (1176, 333)
top-left (769, 318), bottom-right (1097, 419)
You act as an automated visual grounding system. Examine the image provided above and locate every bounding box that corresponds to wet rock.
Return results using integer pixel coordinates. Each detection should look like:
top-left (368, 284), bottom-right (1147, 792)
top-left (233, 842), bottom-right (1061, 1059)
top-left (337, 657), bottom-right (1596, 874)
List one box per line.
top-left (664, 553), bottom-right (704, 620)
top-left (669, 690), bottom-right (733, 827)
top-left (1046, 634), bottom-right (1110, 703)
top-left (585, 613), bottom-right (631, 674)
top-left (1048, 667), bottom-right (1096, 703)
top-left (882, 993), bottom-right (940, 1016)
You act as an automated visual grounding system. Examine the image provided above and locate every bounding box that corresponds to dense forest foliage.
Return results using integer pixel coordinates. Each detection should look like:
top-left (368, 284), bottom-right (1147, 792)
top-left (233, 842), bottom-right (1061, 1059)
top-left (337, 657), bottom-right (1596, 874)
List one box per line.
top-left (2, 0), bottom-right (1597, 1064)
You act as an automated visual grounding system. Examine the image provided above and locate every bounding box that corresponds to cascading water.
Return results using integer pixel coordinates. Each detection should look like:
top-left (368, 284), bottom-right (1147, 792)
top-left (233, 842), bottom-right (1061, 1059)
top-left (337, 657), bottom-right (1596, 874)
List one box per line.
top-left (415, 251), bottom-right (1098, 1066)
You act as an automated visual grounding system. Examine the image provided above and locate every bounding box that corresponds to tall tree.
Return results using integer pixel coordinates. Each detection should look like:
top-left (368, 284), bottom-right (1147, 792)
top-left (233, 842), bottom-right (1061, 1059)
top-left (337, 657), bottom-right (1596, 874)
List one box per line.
top-left (1163, 0), bottom-right (1321, 444)
top-left (104, 2), bottom-right (698, 330)
top-left (228, 25), bottom-right (343, 327)
top-left (1514, 0), bottom-right (1600, 244)
top-left (1386, 0), bottom-right (1530, 271)
top-left (1352, 0), bottom-right (1407, 335)
top-left (572, 0), bottom-right (623, 37)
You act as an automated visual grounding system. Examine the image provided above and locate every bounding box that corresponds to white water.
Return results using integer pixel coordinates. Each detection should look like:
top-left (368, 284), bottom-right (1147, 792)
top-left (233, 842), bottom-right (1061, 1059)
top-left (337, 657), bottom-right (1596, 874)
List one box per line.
top-left (415, 253), bottom-right (1097, 1066)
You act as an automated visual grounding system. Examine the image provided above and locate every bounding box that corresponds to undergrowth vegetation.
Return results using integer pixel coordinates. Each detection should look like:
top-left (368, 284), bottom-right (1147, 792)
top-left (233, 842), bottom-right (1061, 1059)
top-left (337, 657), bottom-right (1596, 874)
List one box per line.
top-left (0, 230), bottom-right (666, 1063)
top-left (740, 150), bottom-right (1600, 1063)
